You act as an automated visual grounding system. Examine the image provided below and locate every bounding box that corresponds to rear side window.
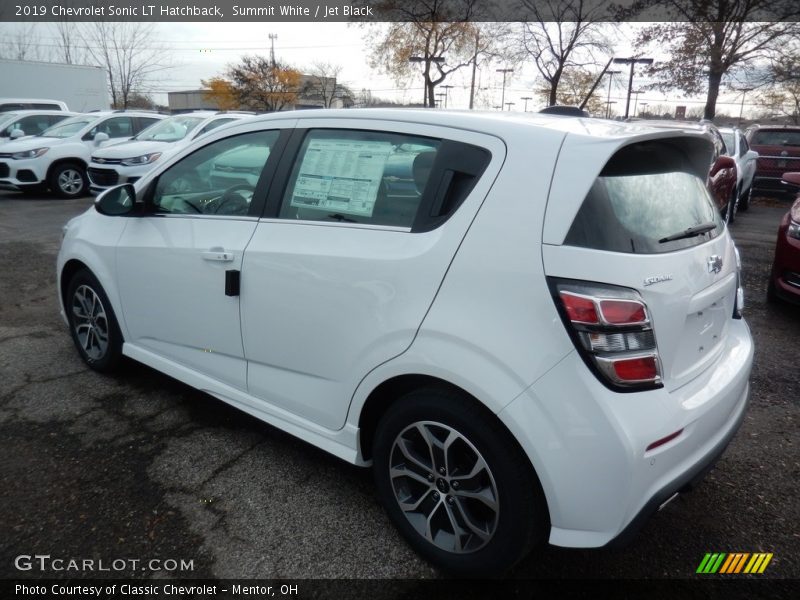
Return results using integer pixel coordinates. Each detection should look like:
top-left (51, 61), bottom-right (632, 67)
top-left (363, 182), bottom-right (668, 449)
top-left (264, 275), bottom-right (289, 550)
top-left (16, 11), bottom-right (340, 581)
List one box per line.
top-left (279, 129), bottom-right (440, 228)
top-left (750, 130), bottom-right (800, 146)
top-left (565, 140), bottom-right (723, 254)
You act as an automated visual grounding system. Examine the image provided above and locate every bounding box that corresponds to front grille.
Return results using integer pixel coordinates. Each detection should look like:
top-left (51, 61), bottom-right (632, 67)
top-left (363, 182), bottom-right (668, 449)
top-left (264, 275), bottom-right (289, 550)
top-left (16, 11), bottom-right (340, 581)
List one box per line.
top-left (0, 162), bottom-right (9, 178)
top-left (91, 157), bottom-right (123, 165)
top-left (87, 168), bottom-right (119, 187)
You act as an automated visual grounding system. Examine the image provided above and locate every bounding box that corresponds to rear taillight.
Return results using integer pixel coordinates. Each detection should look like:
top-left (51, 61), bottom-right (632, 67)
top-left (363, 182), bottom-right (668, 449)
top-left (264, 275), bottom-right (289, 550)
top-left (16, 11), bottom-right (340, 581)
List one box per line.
top-left (549, 279), bottom-right (662, 391)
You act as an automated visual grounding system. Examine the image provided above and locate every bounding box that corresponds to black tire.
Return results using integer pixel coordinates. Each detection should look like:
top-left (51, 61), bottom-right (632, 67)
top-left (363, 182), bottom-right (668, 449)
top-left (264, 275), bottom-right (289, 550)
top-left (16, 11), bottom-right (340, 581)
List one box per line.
top-left (373, 387), bottom-right (549, 576)
top-left (49, 162), bottom-right (88, 198)
top-left (726, 189), bottom-right (738, 224)
top-left (739, 185), bottom-right (751, 212)
top-left (767, 278), bottom-right (779, 304)
top-left (65, 269), bottom-right (123, 372)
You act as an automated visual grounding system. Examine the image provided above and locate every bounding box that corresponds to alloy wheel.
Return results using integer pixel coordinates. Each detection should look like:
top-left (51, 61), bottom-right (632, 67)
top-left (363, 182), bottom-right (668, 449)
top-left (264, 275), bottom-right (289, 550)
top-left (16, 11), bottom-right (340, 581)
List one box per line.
top-left (58, 168), bottom-right (84, 195)
top-left (71, 284), bottom-right (109, 360)
top-left (388, 421), bottom-right (499, 554)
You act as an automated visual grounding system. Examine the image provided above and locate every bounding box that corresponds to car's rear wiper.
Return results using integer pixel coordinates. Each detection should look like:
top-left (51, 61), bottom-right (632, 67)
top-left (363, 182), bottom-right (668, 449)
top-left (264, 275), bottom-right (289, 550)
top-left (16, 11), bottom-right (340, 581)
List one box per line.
top-left (658, 221), bottom-right (717, 243)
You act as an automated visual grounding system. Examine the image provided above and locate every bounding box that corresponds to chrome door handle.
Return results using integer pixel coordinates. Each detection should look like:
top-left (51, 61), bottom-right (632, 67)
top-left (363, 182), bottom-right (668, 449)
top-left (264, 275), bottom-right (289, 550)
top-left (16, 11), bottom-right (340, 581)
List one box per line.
top-left (202, 249), bottom-right (234, 262)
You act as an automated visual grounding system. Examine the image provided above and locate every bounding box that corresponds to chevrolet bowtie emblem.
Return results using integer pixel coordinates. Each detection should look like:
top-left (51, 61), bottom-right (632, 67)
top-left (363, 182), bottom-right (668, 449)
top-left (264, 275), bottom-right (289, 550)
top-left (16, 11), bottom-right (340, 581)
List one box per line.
top-left (708, 255), bottom-right (723, 274)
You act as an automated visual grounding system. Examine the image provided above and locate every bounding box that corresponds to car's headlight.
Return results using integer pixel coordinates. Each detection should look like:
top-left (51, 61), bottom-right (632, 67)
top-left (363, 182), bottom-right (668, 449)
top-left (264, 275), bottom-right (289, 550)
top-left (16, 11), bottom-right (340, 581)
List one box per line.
top-left (788, 221), bottom-right (800, 240)
top-left (11, 147), bottom-right (49, 159)
top-left (120, 152), bottom-right (162, 166)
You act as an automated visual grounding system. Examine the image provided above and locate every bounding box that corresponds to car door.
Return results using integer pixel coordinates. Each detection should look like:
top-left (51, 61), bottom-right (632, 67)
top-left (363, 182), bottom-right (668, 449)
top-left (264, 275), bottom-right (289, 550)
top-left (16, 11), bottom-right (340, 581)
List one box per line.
top-left (115, 126), bottom-right (289, 390)
top-left (240, 120), bottom-right (504, 430)
top-left (739, 132), bottom-right (757, 189)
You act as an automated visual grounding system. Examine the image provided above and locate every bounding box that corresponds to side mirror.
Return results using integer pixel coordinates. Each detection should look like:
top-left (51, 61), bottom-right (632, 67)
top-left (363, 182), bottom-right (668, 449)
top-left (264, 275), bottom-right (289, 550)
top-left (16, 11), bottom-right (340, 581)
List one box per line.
top-left (747, 150), bottom-right (759, 160)
top-left (710, 155), bottom-right (736, 175)
top-left (95, 183), bottom-right (137, 216)
top-left (9, 128), bottom-right (24, 139)
top-left (94, 132), bottom-right (110, 144)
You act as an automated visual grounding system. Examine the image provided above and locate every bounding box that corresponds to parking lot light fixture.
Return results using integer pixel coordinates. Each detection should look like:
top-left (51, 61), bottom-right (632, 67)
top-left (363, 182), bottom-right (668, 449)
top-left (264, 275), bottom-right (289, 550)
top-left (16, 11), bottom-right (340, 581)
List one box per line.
top-left (496, 68), bottom-right (514, 112)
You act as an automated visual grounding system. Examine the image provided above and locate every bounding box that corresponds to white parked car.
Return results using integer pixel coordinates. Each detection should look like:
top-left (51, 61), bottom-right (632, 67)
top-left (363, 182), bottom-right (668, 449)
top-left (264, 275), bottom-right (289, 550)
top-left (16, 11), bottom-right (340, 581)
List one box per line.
top-left (0, 98), bottom-right (69, 112)
top-left (57, 109), bottom-right (753, 575)
top-left (87, 111), bottom-right (253, 194)
top-left (0, 110), bottom-right (80, 144)
top-left (719, 126), bottom-right (759, 213)
top-left (0, 111), bottom-right (165, 197)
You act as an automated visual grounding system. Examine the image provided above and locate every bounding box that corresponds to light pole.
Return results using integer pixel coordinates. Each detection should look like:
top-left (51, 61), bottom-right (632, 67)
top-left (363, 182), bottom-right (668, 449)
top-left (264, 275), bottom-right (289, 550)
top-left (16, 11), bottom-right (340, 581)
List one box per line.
top-left (613, 57), bottom-right (654, 119)
top-left (520, 96), bottom-right (532, 112)
top-left (604, 100), bottom-right (617, 118)
top-left (435, 92), bottom-right (445, 108)
top-left (605, 70), bottom-right (621, 118)
top-left (409, 56), bottom-right (445, 107)
top-left (496, 68), bottom-right (513, 112)
top-left (735, 87), bottom-right (755, 125)
top-left (441, 84), bottom-right (454, 108)
top-left (631, 90), bottom-right (643, 118)
top-left (639, 102), bottom-right (648, 117)
top-left (505, 101), bottom-right (515, 111)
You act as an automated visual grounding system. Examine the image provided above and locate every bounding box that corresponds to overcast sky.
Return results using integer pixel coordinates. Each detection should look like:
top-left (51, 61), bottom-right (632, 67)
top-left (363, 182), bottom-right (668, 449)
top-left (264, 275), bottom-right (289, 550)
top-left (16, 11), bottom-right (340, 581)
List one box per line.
top-left (0, 21), bottom-right (764, 116)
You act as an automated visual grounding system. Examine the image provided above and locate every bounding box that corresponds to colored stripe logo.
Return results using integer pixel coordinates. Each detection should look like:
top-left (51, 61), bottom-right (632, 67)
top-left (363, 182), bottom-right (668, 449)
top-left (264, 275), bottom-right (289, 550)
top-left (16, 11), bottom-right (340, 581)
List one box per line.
top-left (696, 552), bottom-right (773, 574)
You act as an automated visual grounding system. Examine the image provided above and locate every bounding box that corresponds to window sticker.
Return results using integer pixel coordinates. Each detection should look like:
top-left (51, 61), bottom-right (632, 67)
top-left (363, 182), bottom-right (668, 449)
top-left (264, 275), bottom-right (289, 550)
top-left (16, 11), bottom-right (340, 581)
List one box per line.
top-left (289, 139), bottom-right (393, 217)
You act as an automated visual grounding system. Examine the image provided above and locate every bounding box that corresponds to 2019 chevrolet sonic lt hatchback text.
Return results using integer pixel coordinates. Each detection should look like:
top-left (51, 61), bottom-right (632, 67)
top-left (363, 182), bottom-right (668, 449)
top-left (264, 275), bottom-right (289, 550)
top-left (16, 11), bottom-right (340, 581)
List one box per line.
top-left (57, 109), bottom-right (753, 575)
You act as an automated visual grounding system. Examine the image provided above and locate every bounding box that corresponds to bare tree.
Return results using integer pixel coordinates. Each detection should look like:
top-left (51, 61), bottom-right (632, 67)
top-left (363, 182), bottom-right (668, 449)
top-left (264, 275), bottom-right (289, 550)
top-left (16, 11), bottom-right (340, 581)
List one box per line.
top-left (225, 55), bottom-right (302, 112)
top-left (53, 19), bottom-right (86, 65)
top-left (635, 0), bottom-right (800, 119)
top-left (81, 22), bottom-right (171, 109)
top-left (304, 62), bottom-right (345, 108)
top-left (366, 1), bottom-right (482, 107)
top-left (516, 0), bottom-right (613, 107)
top-left (0, 24), bottom-right (47, 61)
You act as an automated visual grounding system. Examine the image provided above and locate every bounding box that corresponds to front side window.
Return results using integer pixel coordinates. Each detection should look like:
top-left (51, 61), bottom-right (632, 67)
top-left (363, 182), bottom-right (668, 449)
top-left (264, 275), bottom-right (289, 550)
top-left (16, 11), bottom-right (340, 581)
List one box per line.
top-left (152, 130), bottom-right (278, 216)
top-left (279, 129), bottom-right (440, 228)
top-left (566, 141), bottom-right (723, 254)
top-left (86, 117), bottom-right (134, 139)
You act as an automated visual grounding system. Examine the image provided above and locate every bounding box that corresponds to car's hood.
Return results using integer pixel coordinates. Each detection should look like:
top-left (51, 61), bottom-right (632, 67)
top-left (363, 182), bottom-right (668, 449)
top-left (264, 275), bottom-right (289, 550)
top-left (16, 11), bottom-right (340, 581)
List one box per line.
top-left (92, 140), bottom-right (169, 160)
top-left (0, 135), bottom-right (70, 152)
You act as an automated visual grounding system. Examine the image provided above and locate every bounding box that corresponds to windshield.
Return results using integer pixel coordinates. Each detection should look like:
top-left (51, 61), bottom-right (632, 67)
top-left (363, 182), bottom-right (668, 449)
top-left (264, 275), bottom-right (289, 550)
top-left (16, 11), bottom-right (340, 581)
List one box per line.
top-left (41, 116), bottom-right (99, 139)
top-left (135, 116), bottom-right (205, 142)
top-left (751, 130), bottom-right (800, 146)
top-left (0, 112), bottom-right (22, 130)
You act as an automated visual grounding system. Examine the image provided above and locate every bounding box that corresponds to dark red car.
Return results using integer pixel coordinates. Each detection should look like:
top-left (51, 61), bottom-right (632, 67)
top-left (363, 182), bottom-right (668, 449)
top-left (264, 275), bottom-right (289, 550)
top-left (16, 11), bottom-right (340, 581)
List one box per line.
top-left (768, 172), bottom-right (800, 304)
top-left (747, 126), bottom-right (800, 197)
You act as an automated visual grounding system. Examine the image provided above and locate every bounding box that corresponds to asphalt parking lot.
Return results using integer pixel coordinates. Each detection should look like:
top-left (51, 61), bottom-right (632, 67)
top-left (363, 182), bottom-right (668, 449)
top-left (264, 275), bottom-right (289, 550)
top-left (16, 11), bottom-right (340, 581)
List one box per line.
top-left (0, 189), bottom-right (798, 584)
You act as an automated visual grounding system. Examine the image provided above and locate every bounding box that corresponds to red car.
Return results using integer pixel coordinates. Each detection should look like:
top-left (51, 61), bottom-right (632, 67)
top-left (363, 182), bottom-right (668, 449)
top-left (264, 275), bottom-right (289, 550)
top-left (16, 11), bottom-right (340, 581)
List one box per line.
top-left (747, 125), bottom-right (800, 197)
top-left (768, 172), bottom-right (800, 304)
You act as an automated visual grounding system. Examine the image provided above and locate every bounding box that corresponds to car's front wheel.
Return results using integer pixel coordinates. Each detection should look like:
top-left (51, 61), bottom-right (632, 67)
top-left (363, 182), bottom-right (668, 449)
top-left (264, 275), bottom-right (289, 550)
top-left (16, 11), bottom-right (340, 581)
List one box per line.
top-left (65, 269), bottom-right (123, 372)
top-left (50, 162), bottom-right (88, 198)
top-left (373, 387), bottom-right (548, 576)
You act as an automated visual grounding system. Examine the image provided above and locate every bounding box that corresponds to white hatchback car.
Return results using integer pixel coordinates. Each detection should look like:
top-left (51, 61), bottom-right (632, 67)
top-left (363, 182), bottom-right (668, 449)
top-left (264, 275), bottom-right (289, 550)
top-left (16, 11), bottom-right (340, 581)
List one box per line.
top-left (719, 126), bottom-right (759, 213)
top-left (57, 109), bottom-right (753, 575)
top-left (87, 111), bottom-right (253, 194)
top-left (0, 111), bottom-right (164, 197)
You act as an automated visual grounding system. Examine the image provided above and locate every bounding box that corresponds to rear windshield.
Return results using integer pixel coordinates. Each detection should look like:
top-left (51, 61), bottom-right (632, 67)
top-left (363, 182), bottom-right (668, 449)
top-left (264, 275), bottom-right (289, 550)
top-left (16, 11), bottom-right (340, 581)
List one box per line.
top-left (565, 140), bottom-right (723, 254)
top-left (750, 130), bottom-right (800, 147)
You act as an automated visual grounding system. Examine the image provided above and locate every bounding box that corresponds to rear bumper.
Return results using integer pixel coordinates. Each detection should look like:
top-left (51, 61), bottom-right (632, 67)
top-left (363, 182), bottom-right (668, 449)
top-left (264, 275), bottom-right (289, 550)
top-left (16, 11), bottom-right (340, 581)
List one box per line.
top-left (604, 380), bottom-right (748, 548)
top-left (499, 318), bottom-right (754, 548)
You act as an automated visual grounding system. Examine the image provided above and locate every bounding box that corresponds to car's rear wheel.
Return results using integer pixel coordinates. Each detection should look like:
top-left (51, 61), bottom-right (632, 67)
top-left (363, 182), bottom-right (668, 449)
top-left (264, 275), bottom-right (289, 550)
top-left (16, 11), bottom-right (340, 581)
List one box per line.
top-left (65, 269), bottom-right (123, 371)
top-left (50, 162), bottom-right (88, 198)
top-left (726, 188), bottom-right (739, 224)
top-left (372, 387), bottom-right (548, 576)
top-left (739, 184), bottom-right (752, 212)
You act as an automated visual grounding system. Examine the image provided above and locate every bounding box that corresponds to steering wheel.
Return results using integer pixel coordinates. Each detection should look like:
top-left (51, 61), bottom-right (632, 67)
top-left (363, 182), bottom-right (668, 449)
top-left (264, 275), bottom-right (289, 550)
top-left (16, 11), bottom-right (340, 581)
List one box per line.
top-left (212, 184), bottom-right (255, 215)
